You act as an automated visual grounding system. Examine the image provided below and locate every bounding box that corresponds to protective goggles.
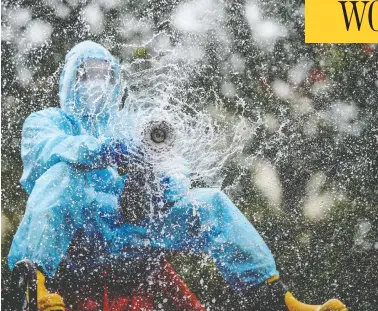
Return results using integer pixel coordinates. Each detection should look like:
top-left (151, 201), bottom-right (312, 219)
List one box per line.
top-left (76, 59), bottom-right (118, 84)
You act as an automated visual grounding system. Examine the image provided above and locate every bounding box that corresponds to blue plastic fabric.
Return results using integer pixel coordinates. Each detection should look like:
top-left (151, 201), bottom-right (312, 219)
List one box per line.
top-left (112, 188), bottom-right (279, 291)
top-left (8, 41), bottom-right (278, 292)
top-left (8, 40), bottom-right (128, 276)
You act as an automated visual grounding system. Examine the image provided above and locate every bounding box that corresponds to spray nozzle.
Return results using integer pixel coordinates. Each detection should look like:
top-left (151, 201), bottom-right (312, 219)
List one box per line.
top-left (141, 120), bottom-right (176, 153)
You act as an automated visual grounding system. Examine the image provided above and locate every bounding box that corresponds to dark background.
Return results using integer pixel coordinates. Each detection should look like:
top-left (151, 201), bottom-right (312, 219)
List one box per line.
top-left (2, 0), bottom-right (378, 310)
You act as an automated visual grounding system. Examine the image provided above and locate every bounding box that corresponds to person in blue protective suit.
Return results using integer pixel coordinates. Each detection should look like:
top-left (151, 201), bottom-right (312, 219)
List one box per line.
top-left (8, 41), bottom-right (347, 311)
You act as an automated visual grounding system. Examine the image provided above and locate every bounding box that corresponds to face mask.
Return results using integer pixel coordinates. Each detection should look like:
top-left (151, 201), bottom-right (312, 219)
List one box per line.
top-left (76, 80), bottom-right (115, 116)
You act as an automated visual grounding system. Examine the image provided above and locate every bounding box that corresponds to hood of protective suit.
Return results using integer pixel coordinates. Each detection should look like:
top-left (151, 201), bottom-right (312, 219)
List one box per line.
top-left (59, 41), bottom-right (122, 134)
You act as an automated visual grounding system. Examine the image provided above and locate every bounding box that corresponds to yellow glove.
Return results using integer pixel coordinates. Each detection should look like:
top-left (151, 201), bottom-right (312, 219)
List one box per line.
top-left (37, 270), bottom-right (65, 311)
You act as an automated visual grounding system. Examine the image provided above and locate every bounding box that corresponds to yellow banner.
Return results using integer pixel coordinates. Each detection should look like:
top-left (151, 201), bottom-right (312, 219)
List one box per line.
top-left (305, 0), bottom-right (378, 43)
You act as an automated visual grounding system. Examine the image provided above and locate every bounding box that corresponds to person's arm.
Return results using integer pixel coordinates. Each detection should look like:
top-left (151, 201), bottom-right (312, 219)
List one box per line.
top-left (161, 172), bottom-right (191, 203)
top-left (20, 109), bottom-right (116, 192)
top-left (21, 110), bottom-right (109, 167)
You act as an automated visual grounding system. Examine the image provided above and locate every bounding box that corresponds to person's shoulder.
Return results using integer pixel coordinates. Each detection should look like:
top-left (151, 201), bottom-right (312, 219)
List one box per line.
top-left (25, 107), bottom-right (72, 123)
top-left (28, 107), bottom-right (67, 118)
top-left (23, 108), bottom-right (74, 130)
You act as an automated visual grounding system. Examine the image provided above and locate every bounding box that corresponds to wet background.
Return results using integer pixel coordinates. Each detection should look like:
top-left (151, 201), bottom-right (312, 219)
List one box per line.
top-left (1, 0), bottom-right (378, 310)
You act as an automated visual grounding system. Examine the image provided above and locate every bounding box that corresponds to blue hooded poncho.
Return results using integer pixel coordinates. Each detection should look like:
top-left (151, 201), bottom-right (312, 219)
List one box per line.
top-left (8, 41), bottom-right (136, 275)
top-left (8, 41), bottom-right (278, 291)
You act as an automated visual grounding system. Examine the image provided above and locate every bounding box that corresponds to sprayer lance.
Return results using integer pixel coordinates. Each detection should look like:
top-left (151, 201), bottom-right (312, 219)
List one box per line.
top-left (119, 120), bottom-right (176, 223)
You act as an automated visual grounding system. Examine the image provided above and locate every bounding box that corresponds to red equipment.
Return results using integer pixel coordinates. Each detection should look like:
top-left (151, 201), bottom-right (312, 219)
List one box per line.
top-left (64, 258), bottom-right (205, 311)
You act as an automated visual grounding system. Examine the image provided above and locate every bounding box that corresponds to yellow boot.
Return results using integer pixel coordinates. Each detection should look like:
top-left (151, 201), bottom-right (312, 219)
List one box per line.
top-left (37, 270), bottom-right (65, 311)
